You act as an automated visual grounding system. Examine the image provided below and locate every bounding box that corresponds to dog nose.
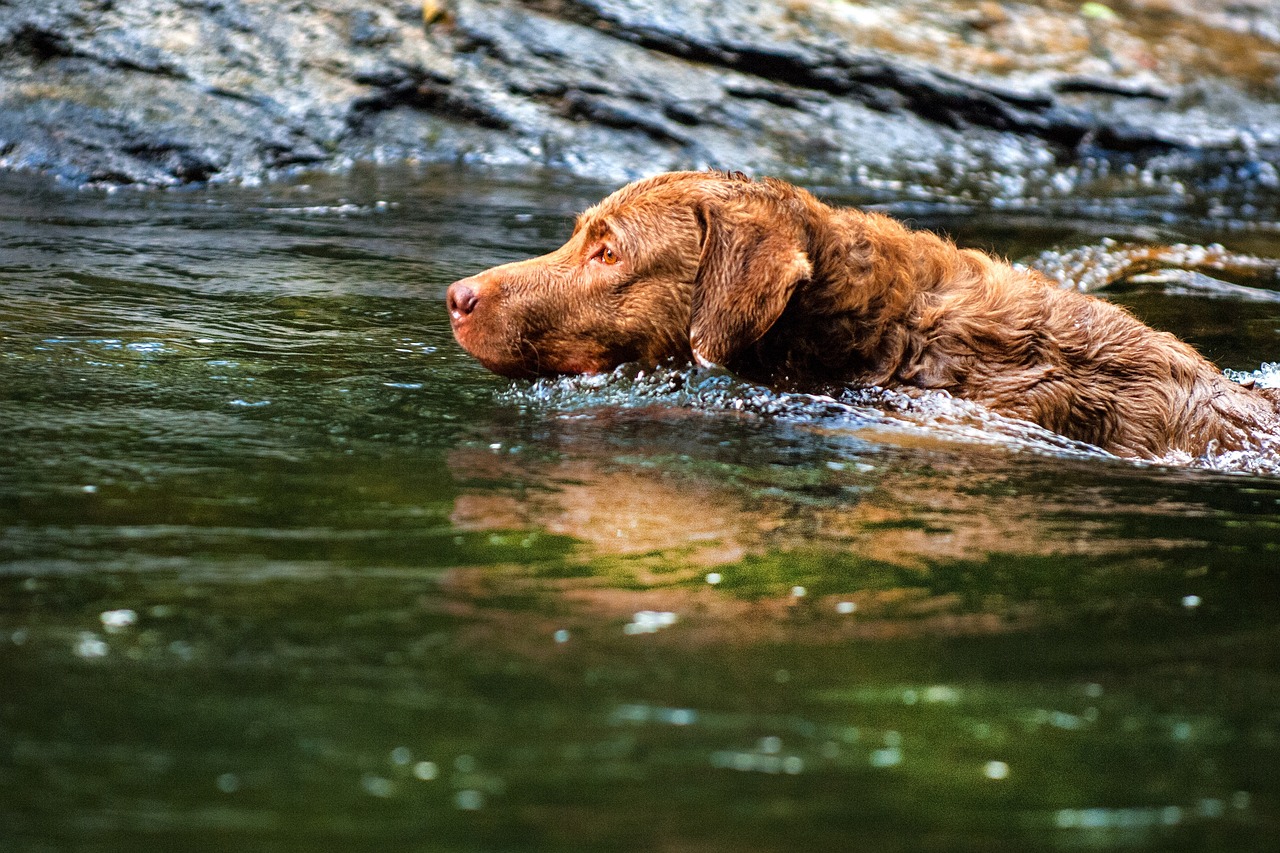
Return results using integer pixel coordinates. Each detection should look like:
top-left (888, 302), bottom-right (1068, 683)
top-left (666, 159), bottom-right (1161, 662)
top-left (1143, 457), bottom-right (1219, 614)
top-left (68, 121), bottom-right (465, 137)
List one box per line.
top-left (447, 280), bottom-right (479, 319)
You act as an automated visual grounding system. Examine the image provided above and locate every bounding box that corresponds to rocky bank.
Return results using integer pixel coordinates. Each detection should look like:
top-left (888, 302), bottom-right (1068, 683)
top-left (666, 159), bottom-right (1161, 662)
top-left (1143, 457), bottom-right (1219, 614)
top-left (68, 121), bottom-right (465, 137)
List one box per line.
top-left (3, 0), bottom-right (1280, 208)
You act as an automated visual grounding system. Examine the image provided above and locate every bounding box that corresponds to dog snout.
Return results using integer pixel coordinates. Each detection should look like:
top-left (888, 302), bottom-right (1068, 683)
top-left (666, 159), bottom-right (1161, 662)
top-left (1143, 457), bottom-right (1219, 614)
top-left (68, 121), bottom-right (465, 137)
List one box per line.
top-left (447, 278), bottom-right (481, 321)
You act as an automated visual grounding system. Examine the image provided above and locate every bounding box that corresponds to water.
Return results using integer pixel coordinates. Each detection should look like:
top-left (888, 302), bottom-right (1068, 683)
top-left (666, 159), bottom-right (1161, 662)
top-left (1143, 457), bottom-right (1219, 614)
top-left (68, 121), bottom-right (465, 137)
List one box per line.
top-left (3, 166), bottom-right (1280, 851)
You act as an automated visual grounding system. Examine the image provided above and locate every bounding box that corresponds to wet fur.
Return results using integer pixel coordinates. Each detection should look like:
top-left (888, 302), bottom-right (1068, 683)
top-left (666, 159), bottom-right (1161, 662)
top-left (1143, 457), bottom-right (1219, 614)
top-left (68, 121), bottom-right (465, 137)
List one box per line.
top-left (449, 171), bottom-right (1280, 459)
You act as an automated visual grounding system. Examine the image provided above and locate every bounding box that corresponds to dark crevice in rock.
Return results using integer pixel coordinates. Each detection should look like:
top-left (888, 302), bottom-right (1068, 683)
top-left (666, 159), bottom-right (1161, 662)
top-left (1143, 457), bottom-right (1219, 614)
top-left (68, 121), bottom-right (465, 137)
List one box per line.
top-left (4, 24), bottom-right (75, 61)
top-left (722, 84), bottom-right (808, 110)
top-left (511, 78), bottom-right (693, 146)
top-left (122, 141), bottom-right (221, 182)
top-left (87, 168), bottom-right (146, 184)
top-left (350, 66), bottom-right (511, 131)
top-left (1052, 77), bottom-right (1174, 101)
top-left (662, 104), bottom-right (703, 127)
top-left (557, 90), bottom-right (691, 145)
top-left (261, 137), bottom-right (327, 169)
top-left (95, 49), bottom-right (190, 79)
top-left (204, 85), bottom-right (264, 104)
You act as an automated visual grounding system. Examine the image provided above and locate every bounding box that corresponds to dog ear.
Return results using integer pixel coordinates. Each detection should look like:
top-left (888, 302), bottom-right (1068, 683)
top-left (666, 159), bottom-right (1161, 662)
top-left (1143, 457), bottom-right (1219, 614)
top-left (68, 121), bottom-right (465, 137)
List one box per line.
top-left (689, 200), bottom-right (812, 367)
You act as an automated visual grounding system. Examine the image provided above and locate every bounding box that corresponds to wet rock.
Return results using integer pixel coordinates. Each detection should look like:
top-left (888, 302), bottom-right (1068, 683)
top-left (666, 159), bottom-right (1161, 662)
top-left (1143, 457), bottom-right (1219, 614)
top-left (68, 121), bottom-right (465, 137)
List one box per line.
top-left (1, 0), bottom-right (1279, 210)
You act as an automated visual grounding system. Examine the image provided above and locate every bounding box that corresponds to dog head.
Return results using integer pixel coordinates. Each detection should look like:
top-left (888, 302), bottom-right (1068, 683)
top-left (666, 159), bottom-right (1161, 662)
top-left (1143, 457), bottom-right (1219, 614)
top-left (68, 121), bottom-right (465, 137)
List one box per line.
top-left (447, 171), bottom-right (814, 378)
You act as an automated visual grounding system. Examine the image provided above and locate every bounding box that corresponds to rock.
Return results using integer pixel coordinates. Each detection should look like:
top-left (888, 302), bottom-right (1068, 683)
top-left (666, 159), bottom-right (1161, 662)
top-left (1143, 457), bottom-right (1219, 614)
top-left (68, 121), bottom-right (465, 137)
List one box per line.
top-left (1, 0), bottom-right (1279, 212)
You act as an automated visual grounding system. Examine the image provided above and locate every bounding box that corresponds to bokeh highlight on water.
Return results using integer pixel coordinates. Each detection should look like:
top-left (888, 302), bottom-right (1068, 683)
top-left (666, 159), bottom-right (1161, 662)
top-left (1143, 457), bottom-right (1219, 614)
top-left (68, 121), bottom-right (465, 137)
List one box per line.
top-left (3, 167), bottom-right (1280, 850)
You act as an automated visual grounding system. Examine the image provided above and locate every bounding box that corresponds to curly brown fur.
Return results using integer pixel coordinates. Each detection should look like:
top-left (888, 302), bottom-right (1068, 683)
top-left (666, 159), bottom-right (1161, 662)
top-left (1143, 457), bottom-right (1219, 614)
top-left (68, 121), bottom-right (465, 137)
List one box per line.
top-left (448, 171), bottom-right (1280, 459)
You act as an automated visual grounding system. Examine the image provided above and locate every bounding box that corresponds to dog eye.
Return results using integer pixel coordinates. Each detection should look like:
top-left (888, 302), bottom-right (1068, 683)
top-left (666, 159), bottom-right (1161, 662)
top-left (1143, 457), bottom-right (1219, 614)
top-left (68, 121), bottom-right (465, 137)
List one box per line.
top-left (597, 246), bottom-right (619, 265)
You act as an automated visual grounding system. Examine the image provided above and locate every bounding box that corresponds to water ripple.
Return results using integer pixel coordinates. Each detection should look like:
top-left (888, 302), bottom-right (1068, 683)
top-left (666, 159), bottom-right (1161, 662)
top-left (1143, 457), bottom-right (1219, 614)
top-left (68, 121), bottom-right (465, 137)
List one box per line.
top-left (502, 364), bottom-right (1280, 475)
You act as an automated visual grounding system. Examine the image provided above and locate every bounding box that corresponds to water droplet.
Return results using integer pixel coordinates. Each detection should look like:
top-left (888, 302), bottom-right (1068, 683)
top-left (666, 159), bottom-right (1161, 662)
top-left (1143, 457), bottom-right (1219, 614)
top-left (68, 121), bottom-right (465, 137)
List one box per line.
top-left (663, 708), bottom-right (697, 726)
top-left (413, 761), bottom-right (439, 781)
top-left (835, 601), bottom-right (856, 614)
top-left (1197, 798), bottom-right (1225, 818)
top-left (390, 746), bottom-right (413, 765)
top-left (1182, 594), bottom-right (1202, 609)
top-left (361, 774), bottom-right (394, 798)
top-left (216, 773), bottom-right (240, 793)
top-left (624, 611), bottom-right (677, 634)
top-left (454, 754), bottom-right (476, 773)
top-left (756, 755), bottom-right (782, 773)
top-left (1051, 711), bottom-right (1085, 730)
top-left (454, 789), bottom-right (485, 810)
top-left (925, 685), bottom-right (960, 703)
top-left (984, 760), bottom-right (1010, 780)
top-left (705, 572), bottom-right (722, 585)
top-left (870, 747), bottom-right (902, 768)
top-left (74, 632), bottom-right (108, 659)
top-left (100, 609), bottom-right (137, 631)
top-left (790, 585), bottom-right (806, 598)
top-left (553, 629), bottom-right (570, 644)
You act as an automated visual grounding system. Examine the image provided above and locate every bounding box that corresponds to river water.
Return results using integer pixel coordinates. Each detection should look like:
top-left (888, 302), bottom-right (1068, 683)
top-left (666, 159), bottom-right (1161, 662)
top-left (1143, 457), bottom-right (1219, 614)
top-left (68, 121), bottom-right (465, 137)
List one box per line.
top-left (3, 167), bottom-right (1280, 850)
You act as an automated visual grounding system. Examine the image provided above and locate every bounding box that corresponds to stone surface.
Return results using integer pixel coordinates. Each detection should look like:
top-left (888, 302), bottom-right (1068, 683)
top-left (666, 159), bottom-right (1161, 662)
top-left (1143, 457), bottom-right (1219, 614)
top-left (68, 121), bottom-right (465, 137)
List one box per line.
top-left (2, 0), bottom-right (1280, 207)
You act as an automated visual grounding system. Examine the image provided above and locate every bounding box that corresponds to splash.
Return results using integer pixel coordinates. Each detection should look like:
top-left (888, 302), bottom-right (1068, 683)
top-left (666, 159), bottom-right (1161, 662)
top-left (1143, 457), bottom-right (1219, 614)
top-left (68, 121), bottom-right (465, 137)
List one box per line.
top-left (1023, 239), bottom-right (1280, 294)
top-left (502, 363), bottom-right (1280, 476)
top-left (1225, 362), bottom-right (1280, 390)
top-left (502, 365), bottom-right (1112, 461)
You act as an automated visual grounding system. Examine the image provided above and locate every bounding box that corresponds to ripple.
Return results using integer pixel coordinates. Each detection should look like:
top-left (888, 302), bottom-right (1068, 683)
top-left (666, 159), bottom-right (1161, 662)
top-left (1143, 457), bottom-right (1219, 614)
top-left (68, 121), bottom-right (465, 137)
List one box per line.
top-left (502, 364), bottom-right (1280, 475)
top-left (502, 365), bottom-right (1115, 461)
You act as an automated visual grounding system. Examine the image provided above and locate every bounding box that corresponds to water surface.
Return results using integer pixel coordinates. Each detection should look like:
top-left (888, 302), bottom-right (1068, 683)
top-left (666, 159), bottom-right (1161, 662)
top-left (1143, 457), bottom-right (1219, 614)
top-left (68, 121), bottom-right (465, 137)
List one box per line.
top-left (3, 167), bottom-right (1280, 851)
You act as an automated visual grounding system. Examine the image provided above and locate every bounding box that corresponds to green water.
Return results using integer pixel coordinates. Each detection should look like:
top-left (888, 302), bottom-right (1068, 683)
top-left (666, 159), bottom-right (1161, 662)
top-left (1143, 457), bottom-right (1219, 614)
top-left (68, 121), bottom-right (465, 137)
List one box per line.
top-left (3, 167), bottom-right (1280, 851)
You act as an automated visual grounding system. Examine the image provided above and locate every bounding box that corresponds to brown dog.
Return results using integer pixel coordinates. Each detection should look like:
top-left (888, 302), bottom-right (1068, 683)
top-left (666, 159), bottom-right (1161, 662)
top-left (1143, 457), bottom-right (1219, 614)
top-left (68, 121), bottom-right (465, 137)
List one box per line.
top-left (447, 170), bottom-right (1280, 459)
